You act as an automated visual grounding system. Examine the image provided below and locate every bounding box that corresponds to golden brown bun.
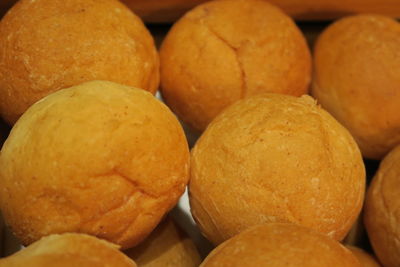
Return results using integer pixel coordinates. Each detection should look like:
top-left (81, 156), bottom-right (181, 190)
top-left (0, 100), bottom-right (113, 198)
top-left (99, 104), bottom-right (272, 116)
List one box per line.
top-left (0, 233), bottom-right (137, 267)
top-left (189, 94), bottom-right (365, 245)
top-left (0, 80), bottom-right (189, 249)
top-left (201, 223), bottom-right (361, 267)
top-left (364, 145), bottom-right (400, 267)
top-left (160, 0), bottom-right (311, 131)
top-left (312, 15), bottom-right (400, 159)
top-left (119, 0), bottom-right (400, 23)
top-left (125, 216), bottom-right (201, 267)
top-left (0, 0), bottom-right (159, 124)
top-left (347, 246), bottom-right (381, 267)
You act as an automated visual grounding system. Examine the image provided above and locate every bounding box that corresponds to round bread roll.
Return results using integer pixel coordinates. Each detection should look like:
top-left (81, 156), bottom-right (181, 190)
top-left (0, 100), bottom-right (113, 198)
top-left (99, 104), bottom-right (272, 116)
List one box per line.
top-left (0, 80), bottom-right (189, 249)
top-left (201, 223), bottom-right (361, 267)
top-left (312, 14), bottom-right (400, 160)
top-left (125, 216), bottom-right (201, 267)
top-left (347, 246), bottom-right (381, 267)
top-left (160, 0), bottom-right (311, 131)
top-left (189, 94), bottom-right (365, 245)
top-left (0, 0), bottom-right (159, 124)
top-left (0, 233), bottom-right (137, 267)
top-left (364, 145), bottom-right (400, 267)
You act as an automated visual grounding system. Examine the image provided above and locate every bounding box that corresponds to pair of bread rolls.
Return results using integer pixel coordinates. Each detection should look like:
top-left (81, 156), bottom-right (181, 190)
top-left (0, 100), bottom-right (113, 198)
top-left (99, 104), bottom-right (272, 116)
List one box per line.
top-left (0, 216), bottom-right (201, 267)
top-left (0, 234), bottom-right (137, 267)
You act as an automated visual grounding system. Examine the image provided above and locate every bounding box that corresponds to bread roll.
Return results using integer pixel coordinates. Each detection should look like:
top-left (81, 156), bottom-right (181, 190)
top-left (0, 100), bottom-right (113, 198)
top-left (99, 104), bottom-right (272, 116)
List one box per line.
top-left (160, 0), bottom-right (311, 131)
top-left (312, 14), bottom-right (400, 159)
top-left (0, 233), bottom-right (137, 267)
top-left (125, 216), bottom-right (201, 267)
top-left (121, 0), bottom-right (400, 23)
top-left (347, 246), bottom-right (381, 267)
top-left (0, 81), bottom-right (189, 249)
top-left (201, 223), bottom-right (361, 267)
top-left (364, 145), bottom-right (400, 267)
top-left (189, 94), bottom-right (365, 245)
top-left (0, 0), bottom-right (159, 124)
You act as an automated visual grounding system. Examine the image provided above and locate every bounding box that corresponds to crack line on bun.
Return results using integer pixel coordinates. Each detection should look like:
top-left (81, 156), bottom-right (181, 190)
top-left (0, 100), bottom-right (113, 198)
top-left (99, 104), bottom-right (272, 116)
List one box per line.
top-left (204, 25), bottom-right (248, 99)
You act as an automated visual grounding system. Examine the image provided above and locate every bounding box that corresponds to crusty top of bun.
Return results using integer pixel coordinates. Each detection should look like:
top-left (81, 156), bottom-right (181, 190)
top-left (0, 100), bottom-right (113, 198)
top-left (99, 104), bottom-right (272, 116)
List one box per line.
top-left (364, 145), bottom-right (400, 267)
top-left (0, 233), bottom-right (137, 267)
top-left (190, 94), bottom-right (365, 244)
top-left (201, 223), bottom-right (361, 267)
top-left (160, 0), bottom-right (311, 131)
top-left (0, 80), bottom-right (189, 249)
top-left (0, 0), bottom-right (159, 124)
top-left (312, 14), bottom-right (400, 159)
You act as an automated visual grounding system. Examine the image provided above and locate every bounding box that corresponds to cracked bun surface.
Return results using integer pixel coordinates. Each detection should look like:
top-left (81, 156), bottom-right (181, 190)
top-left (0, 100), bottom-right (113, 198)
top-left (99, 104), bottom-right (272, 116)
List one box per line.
top-left (159, 0), bottom-right (311, 131)
top-left (0, 0), bottom-right (159, 124)
top-left (189, 94), bottom-right (365, 245)
top-left (125, 216), bottom-right (201, 267)
top-left (0, 233), bottom-right (137, 267)
top-left (0, 81), bottom-right (189, 249)
top-left (200, 223), bottom-right (361, 267)
top-left (364, 145), bottom-right (400, 267)
top-left (312, 15), bottom-right (400, 160)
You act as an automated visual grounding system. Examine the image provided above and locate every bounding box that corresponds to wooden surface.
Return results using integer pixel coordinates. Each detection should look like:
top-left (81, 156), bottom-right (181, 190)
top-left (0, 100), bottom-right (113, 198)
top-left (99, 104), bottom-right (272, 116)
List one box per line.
top-left (117, 0), bottom-right (400, 23)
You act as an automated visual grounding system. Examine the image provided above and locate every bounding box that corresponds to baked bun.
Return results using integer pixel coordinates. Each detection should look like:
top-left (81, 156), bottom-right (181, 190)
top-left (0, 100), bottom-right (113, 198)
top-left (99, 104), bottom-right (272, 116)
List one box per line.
top-left (0, 80), bottom-right (189, 249)
top-left (0, 233), bottom-right (137, 267)
top-left (0, 0), bottom-right (159, 124)
top-left (364, 145), bottom-right (400, 267)
top-left (312, 14), bottom-right (400, 159)
top-left (347, 246), bottom-right (381, 267)
top-left (189, 94), bottom-right (365, 245)
top-left (201, 223), bottom-right (361, 267)
top-left (160, 0), bottom-right (311, 131)
top-left (125, 216), bottom-right (201, 267)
